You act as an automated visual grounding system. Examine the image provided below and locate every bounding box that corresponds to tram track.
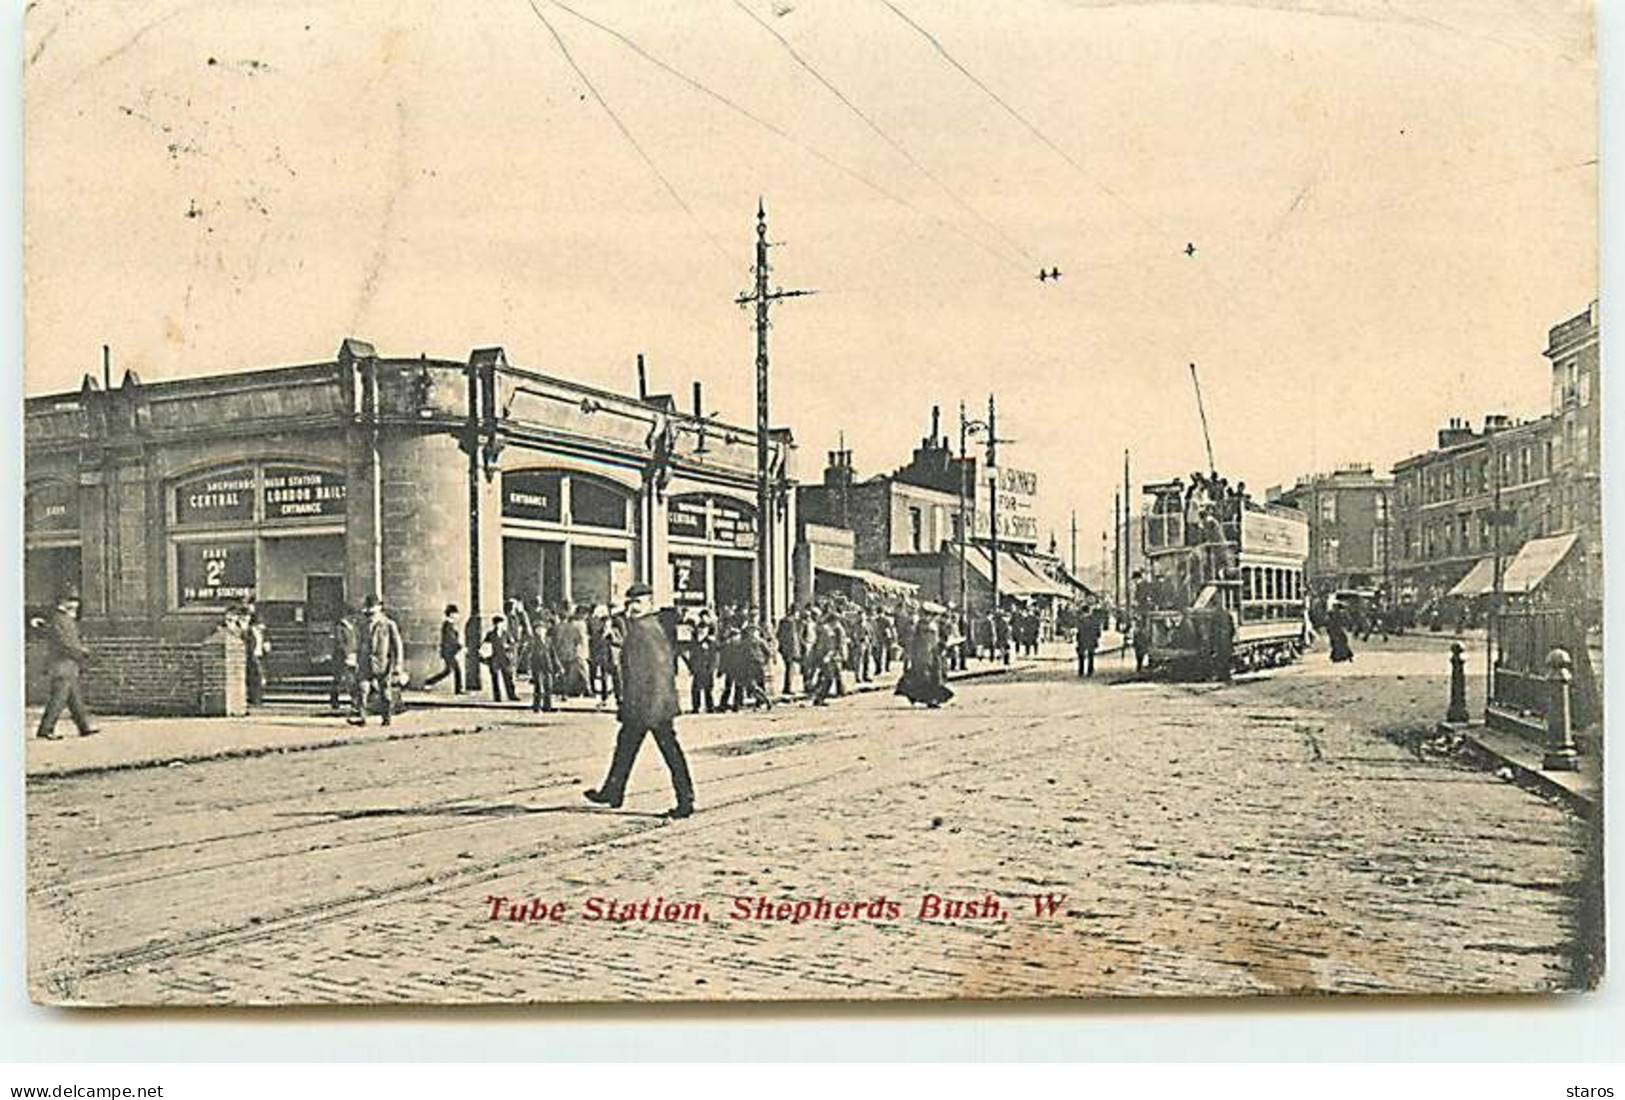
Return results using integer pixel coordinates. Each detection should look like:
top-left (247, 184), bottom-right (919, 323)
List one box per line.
top-left (52, 696), bottom-right (1097, 993)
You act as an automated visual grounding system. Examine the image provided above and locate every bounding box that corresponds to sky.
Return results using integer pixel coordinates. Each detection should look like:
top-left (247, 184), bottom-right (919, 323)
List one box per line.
top-left (22, 0), bottom-right (1596, 557)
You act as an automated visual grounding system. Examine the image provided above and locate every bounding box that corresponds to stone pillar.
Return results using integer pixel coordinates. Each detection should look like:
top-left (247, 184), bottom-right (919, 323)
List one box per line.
top-left (199, 627), bottom-right (248, 716)
top-left (371, 427), bottom-right (500, 683)
top-left (1543, 647), bottom-right (1579, 771)
top-left (1445, 641), bottom-right (1469, 724)
top-left (642, 482), bottom-right (672, 606)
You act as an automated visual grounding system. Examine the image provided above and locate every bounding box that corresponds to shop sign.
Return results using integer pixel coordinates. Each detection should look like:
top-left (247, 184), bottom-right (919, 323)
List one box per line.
top-left (263, 466), bottom-right (347, 519)
top-left (175, 468), bottom-right (256, 526)
top-left (712, 500), bottom-right (757, 549)
top-left (668, 498), bottom-right (708, 539)
top-left (177, 541), bottom-right (257, 606)
top-left (502, 471), bottom-right (563, 523)
top-left (26, 482), bottom-right (79, 532)
top-left (670, 554), bottom-right (706, 606)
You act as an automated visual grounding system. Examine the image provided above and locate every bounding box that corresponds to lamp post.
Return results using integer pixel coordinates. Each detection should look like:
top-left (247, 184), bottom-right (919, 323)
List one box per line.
top-left (958, 403), bottom-right (989, 620)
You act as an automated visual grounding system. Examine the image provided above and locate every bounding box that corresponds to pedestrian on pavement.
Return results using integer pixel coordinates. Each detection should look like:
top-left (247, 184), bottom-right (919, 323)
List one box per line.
top-left (33, 586), bottom-right (99, 740)
top-left (482, 615), bottom-right (518, 702)
top-left (244, 599), bottom-right (270, 705)
top-left (1208, 604), bottom-right (1236, 682)
top-left (740, 624), bottom-right (775, 710)
top-left (993, 609), bottom-right (1012, 665)
top-left (1075, 605), bottom-right (1101, 677)
top-left (776, 608), bottom-right (803, 695)
top-left (329, 605), bottom-right (359, 713)
top-left (350, 595), bottom-right (404, 726)
top-left (423, 604), bottom-right (465, 694)
top-left (584, 582), bottom-right (695, 819)
top-left (553, 606), bottom-right (591, 697)
top-left (685, 609), bottom-right (717, 713)
top-left (588, 605), bottom-right (615, 706)
top-left (528, 605), bottom-right (562, 713)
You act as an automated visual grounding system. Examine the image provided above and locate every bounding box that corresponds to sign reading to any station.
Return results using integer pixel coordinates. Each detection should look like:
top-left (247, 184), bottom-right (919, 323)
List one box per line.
top-left (501, 470), bottom-right (563, 523)
top-left (976, 466), bottom-right (1040, 544)
top-left (670, 554), bottom-right (707, 606)
top-left (26, 482), bottom-right (79, 532)
top-left (263, 466), bottom-right (347, 519)
top-left (176, 541), bottom-right (257, 606)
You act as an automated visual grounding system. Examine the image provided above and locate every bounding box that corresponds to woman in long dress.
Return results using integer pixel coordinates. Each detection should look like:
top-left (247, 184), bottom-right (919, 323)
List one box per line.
top-left (1327, 602), bottom-right (1355, 663)
top-left (895, 615), bottom-right (954, 708)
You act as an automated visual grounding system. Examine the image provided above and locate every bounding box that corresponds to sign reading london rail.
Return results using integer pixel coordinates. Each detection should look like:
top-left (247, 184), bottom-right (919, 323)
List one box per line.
top-left (263, 466), bottom-right (347, 519)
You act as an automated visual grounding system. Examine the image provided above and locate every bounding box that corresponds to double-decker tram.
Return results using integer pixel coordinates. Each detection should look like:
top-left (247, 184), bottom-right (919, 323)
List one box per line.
top-left (1137, 475), bottom-right (1310, 678)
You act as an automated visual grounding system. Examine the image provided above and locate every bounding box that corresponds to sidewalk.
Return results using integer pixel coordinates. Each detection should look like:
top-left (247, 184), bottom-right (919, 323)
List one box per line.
top-left (1439, 718), bottom-right (1600, 818)
top-left (24, 656), bottom-right (1032, 781)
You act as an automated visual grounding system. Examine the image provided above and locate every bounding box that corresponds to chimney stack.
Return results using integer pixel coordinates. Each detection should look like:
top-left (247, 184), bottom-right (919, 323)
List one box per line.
top-left (692, 380), bottom-right (703, 419)
top-left (636, 353), bottom-right (647, 400)
top-left (930, 404), bottom-right (941, 447)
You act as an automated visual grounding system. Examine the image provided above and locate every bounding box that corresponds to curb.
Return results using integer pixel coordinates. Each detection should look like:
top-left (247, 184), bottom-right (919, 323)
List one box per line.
top-left (1439, 720), bottom-right (1597, 819)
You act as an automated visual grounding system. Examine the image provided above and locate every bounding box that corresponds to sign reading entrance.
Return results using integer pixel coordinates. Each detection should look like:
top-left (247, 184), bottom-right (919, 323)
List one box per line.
top-left (502, 470), bottom-right (563, 523)
top-left (175, 468), bottom-right (256, 525)
top-left (176, 541), bottom-right (257, 605)
top-left (263, 466), bottom-right (347, 519)
top-left (26, 482), bottom-right (79, 532)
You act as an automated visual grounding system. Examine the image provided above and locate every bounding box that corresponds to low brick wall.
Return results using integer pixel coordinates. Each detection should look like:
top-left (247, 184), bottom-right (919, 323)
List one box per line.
top-left (25, 631), bottom-right (248, 717)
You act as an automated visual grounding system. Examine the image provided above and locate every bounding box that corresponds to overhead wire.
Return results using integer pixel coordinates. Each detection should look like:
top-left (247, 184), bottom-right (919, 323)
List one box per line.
top-left (546, 0), bottom-right (1025, 275)
top-left (521, 0), bottom-right (735, 269)
top-left (730, 0), bottom-right (1034, 272)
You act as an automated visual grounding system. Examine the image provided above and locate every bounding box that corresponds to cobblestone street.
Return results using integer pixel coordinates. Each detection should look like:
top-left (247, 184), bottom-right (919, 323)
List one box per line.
top-left (27, 637), bottom-right (1592, 1006)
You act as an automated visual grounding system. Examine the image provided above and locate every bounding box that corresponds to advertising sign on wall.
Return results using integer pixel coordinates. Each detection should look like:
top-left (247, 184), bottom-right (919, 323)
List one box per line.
top-left (975, 466), bottom-right (1041, 544)
top-left (176, 541), bottom-right (257, 606)
top-left (502, 470), bottom-right (564, 523)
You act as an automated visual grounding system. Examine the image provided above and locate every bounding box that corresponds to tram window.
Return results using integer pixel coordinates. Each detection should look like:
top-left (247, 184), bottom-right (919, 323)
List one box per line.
top-left (1242, 567), bottom-right (1254, 600)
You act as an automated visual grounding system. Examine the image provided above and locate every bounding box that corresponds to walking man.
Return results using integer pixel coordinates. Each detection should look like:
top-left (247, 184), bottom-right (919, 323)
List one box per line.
top-left (584, 582), bottom-right (695, 819)
top-left (34, 587), bottom-right (98, 740)
top-left (329, 605), bottom-right (358, 713)
top-left (423, 604), bottom-right (465, 694)
top-left (350, 595), bottom-right (404, 726)
top-left (1075, 604), bottom-right (1101, 677)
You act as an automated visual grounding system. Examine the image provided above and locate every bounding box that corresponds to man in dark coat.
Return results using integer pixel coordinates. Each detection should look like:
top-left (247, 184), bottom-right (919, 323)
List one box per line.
top-left (329, 606), bottom-right (359, 712)
top-left (1075, 605), bottom-right (1102, 677)
top-left (528, 604), bottom-right (561, 712)
top-left (776, 609), bottom-right (802, 695)
top-left (483, 615), bottom-right (518, 702)
top-left (585, 583), bottom-right (694, 819)
top-left (423, 603), bottom-right (464, 694)
top-left (35, 588), bottom-right (98, 739)
top-left (895, 613), bottom-right (953, 707)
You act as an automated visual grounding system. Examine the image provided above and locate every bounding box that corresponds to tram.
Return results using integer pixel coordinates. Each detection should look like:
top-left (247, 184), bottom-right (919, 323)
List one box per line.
top-left (1136, 476), bottom-right (1310, 677)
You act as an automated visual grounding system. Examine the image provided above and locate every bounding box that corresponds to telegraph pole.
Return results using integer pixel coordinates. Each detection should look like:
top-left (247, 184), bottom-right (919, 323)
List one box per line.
top-left (736, 199), bottom-right (814, 627)
top-left (1113, 489), bottom-right (1122, 611)
top-left (1122, 448), bottom-right (1132, 627)
top-left (1069, 509), bottom-right (1078, 576)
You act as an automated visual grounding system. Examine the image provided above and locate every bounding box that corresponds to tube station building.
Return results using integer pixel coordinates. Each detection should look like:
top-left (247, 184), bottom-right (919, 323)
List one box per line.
top-left (24, 339), bottom-right (799, 701)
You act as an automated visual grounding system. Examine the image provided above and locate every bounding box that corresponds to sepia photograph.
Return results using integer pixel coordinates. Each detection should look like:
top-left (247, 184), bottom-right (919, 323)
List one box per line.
top-left (18, 0), bottom-right (1602, 1008)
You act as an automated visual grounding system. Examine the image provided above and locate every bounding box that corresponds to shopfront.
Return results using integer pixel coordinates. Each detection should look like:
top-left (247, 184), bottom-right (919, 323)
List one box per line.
top-left (667, 491), bottom-right (758, 612)
top-left (500, 467), bottom-right (637, 611)
top-left (167, 462), bottom-right (348, 675)
top-left (24, 479), bottom-right (81, 613)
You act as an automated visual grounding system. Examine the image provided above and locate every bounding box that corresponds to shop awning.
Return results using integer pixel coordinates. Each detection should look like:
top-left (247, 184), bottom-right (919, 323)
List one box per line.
top-left (814, 564), bottom-right (919, 596)
top-left (1447, 557), bottom-right (1497, 598)
top-left (1501, 533), bottom-right (1577, 595)
top-left (963, 546), bottom-right (1073, 598)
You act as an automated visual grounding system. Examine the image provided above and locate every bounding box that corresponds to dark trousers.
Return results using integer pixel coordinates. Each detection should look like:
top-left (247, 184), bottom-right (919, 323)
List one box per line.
top-left (690, 675), bottom-right (714, 714)
top-left (488, 661), bottom-right (517, 702)
top-left (38, 666), bottom-right (93, 736)
top-left (1077, 647), bottom-right (1096, 677)
top-left (597, 719), bottom-right (694, 808)
top-left (329, 664), bottom-right (356, 710)
top-left (246, 654), bottom-right (266, 705)
top-left (358, 672), bottom-right (395, 723)
top-left (424, 654), bottom-right (464, 693)
top-left (780, 656), bottom-right (799, 695)
top-left (531, 664), bottom-right (554, 711)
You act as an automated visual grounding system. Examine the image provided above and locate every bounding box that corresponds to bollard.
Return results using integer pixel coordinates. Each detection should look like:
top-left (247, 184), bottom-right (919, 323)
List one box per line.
top-left (1445, 641), bottom-right (1470, 724)
top-left (1542, 647), bottom-right (1579, 772)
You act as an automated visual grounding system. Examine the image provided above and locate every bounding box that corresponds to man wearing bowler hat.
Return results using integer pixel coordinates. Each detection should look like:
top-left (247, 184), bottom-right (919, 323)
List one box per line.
top-left (35, 586), bottom-right (99, 740)
top-left (584, 581), bottom-right (694, 819)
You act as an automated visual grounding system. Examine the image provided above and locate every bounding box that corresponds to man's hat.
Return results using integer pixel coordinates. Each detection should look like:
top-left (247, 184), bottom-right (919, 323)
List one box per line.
top-left (625, 582), bottom-right (653, 600)
top-left (362, 594), bottom-right (382, 610)
top-left (58, 584), bottom-right (81, 602)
